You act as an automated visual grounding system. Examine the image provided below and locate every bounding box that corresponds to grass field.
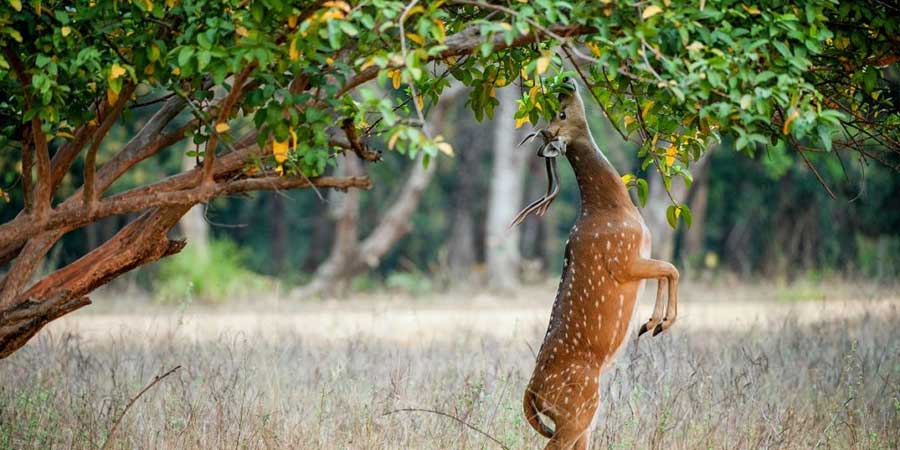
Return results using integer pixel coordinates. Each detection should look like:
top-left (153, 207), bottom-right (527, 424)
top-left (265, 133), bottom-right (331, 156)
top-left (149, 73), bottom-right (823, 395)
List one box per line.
top-left (1, 281), bottom-right (898, 450)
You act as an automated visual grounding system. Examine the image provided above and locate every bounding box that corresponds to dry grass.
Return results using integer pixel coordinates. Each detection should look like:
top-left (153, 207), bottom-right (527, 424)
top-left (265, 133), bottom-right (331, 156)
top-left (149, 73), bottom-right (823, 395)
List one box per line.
top-left (1, 281), bottom-right (898, 450)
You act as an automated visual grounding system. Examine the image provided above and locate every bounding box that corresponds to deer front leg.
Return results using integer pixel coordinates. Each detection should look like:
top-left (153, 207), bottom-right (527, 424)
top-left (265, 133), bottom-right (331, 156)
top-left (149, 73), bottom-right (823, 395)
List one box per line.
top-left (625, 258), bottom-right (679, 337)
top-left (638, 277), bottom-right (667, 337)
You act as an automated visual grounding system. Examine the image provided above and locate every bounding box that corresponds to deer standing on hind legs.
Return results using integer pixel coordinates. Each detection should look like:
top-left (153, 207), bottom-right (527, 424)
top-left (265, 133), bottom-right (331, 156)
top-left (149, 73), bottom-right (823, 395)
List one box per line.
top-left (513, 78), bottom-right (679, 450)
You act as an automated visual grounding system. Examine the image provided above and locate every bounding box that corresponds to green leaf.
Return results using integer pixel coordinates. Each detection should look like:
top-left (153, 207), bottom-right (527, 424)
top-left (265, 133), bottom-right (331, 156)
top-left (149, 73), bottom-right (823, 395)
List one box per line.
top-left (679, 205), bottom-right (692, 228)
top-left (666, 205), bottom-right (678, 229)
top-left (636, 178), bottom-right (649, 207)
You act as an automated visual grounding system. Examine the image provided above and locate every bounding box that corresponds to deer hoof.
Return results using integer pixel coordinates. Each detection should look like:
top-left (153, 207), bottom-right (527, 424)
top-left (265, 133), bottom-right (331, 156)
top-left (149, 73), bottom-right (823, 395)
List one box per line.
top-left (652, 323), bottom-right (665, 336)
top-left (638, 322), bottom-right (651, 336)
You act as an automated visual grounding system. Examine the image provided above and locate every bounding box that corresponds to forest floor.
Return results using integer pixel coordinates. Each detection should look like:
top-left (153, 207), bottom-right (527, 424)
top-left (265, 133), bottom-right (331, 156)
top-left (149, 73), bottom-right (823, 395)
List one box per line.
top-left (1, 280), bottom-right (898, 450)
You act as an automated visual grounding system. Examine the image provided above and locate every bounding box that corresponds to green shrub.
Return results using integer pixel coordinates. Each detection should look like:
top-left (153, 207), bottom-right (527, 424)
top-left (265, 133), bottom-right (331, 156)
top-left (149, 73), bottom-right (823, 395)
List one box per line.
top-left (155, 239), bottom-right (268, 303)
top-left (385, 271), bottom-right (433, 296)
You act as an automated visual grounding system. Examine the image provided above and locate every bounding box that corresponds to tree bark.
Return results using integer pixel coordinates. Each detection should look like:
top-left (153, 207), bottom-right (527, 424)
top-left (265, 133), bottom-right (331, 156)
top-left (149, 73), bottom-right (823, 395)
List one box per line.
top-left (485, 86), bottom-right (529, 291)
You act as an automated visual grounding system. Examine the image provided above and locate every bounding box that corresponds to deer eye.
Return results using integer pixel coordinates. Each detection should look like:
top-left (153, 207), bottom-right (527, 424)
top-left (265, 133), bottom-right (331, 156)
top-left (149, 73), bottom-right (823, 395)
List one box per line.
top-left (558, 111), bottom-right (567, 120)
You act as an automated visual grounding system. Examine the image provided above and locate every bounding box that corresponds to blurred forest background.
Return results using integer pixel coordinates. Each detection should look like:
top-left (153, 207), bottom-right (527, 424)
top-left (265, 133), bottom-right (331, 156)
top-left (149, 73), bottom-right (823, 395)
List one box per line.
top-left (2, 78), bottom-right (899, 303)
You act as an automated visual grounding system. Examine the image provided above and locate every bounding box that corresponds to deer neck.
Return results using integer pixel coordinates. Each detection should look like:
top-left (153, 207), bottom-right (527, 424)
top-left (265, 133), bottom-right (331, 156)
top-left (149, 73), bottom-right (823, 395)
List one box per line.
top-left (564, 133), bottom-right (632, 212)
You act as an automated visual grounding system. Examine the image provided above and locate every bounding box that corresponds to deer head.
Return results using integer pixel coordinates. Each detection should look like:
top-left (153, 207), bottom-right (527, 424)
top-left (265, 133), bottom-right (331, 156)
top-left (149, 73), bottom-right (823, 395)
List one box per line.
top-left (509, 77), bottom-right (584, 228)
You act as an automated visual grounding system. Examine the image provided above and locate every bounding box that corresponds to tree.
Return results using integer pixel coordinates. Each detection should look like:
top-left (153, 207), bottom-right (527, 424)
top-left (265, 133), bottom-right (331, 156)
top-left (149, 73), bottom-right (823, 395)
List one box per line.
top-left (1, 0), bottom-right (897, 358)
top-left (485, 85), bottom-right (529, 290)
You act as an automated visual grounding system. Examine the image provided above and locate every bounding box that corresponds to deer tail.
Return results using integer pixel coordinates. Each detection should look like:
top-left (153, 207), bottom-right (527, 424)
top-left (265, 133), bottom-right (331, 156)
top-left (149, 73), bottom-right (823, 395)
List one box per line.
top-left (523, 389), bottom-right (554, 439)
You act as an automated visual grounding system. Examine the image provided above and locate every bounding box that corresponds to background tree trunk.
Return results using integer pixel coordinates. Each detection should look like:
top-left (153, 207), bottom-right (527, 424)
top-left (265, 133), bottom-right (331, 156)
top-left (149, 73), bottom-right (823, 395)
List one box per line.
top-left (296, 86), bottom-right (464, 297)
top-left (446, 111), bottom-right (485, 283)
top-left (179, 155), bottom-right (210, 258)
top-left (485, 86), bottom-right (529, 291)
top-left (682, 155), bottom-right (712, 263)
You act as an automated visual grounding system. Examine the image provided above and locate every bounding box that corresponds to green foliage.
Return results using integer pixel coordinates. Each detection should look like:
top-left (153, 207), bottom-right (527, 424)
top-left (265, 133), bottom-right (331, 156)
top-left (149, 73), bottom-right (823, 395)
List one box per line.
top-left (155, 238), bottom-right (268, 303)
top-left (2, 0), bottom-right (896, 193)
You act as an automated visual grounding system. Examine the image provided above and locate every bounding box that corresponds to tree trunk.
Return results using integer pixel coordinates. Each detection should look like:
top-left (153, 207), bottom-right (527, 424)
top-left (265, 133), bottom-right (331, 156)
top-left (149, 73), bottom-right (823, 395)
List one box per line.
top-left (682, 156), bottom-right (712, 262)
top-left (179, 155), bottom-right (210, 257)
top-left (296, 86), bottom-right (464, 297)
top-left (269, 193), bottom-right (288, 274)
top-left (485, 86), bottom-right (529, 291)
top-left (446, 113), bottom-right (483, 282)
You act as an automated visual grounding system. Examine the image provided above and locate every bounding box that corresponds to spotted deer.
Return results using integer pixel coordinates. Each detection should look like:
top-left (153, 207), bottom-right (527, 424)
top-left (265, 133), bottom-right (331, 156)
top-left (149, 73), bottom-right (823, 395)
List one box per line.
top-left (516, 79), bottom-right (679, 450)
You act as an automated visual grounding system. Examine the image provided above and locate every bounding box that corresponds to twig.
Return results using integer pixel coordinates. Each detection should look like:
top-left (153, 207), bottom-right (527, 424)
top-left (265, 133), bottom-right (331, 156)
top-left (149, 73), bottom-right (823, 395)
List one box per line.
top-left (384, 408), bottom-right (512, 450)
top-left (100, 365), bottom-right (181, 450)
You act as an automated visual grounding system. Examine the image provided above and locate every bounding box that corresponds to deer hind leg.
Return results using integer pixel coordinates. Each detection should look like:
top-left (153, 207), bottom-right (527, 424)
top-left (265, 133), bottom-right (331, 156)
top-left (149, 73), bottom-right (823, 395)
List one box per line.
top-left (539, 369), bottom-right (599, 450)
top-left (625, 258), bottom-right (680, 337)
top-left (638, 277), bottom-right (667, 337)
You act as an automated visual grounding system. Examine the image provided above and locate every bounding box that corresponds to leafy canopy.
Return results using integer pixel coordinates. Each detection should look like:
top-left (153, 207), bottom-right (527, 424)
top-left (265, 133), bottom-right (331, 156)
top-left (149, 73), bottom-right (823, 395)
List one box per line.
top-left (1, 0), bottom-right (897, 226)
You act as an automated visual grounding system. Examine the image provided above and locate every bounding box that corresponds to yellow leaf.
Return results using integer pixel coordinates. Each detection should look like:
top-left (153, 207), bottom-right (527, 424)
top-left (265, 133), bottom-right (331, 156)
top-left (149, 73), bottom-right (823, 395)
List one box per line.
top-left (402, 5), bottom-right (425, 20)
top-left (642, 5), bottom-right (663, 19)
top-left (435, 137), bottom-right (454, 156)
top-left (322, 0), bottom-right (351, 12)
top-left (624, 115), bottom-right (635, 127)
top-left (166, 0), bottom-right (178, 7)
top-left (8, 0), bottom-right (22, 12)
top-left (641, 100), bottom-right (655, 119)
top-left (536, 51), bottom-right (552, 75)
top-left (586, 42), bottom-right (602, 57)
top-left (387, 131), bottom-right (401, 150)
top-left (273, 139), bottom-right (289, 164)
top-left (107, 88), bottom-right (118, 105)
top-left (499, 22), bottom-right (512, 31)
top-left (621, 174), bottom-right (635, 185)
top-left (782, 109), bottom-right (799, 135)
top-left (236, 26), bottom-right (249, 37)
top-left (171, 67), bottom-right (181, 76)
top-left (215, 122), bottom-right (230, 133)
top-left (405, 32), bottom-right (425, 46)
top-left (495, 77), bottom-right (507, 87)
top-left (288, 15), bottom-right (298, 29)
top-left (140, 0), bottom-right (154, 12)
top-left (55, 131), bottom-right (75, 140)
top-left (741, 4), bottom-right (761, 15)
top-left (389, 69), bottom-right (402, 89)
top-left (289, 36), bottom-right (301, 61)
top-left (489, 87), bottom-right (496, 98)
top-left (325, 57), bottom-right (334, 65)
top-left (515, 116), bottom-right (530, 128)
top-left (520, 67), bottom-right (529, 81)
top-left (686, 41), bottom-right (704, 52)
top-left (360, 58), bottom-right (376, 71)
top-left (528, 85), bottom-right (540, 104)
top-left (109, 63), bottom-right (127, 80)
top-left (61, 26), bottom-right (72, 37)
top-left (144, 64), bottom-right (155, 75)
top-left (433, 19), bottom-right (446, 43)
top-left (289, 128), bottom-right (298, 149)
top-left (665, 146), bottom-right (677, 167)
